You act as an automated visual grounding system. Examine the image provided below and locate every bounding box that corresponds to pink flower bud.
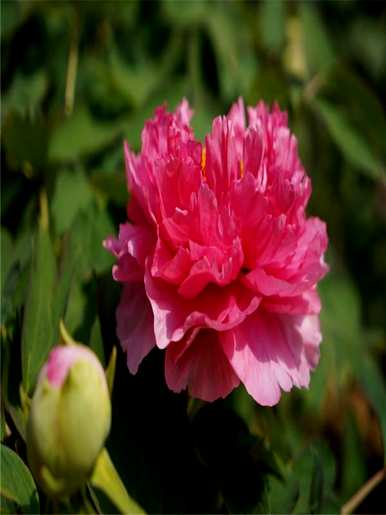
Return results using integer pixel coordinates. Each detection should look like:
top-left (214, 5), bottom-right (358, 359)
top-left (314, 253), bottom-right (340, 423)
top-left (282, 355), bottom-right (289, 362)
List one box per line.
top-left (27, 345), bottom-right (111, 497)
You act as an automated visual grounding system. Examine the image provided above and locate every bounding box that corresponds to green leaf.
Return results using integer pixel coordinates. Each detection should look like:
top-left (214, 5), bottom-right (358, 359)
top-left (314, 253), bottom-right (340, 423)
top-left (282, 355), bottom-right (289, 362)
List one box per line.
top-left (162, 0), bottom-right (207, 26)
top-left (1, 228), bottom-right (13, 295)
top-left (4, 71), bottom-right (47, 118)
top-left (90, 448), bottom-right (145, 514)
top-left (57, 202), bottom-right (114, 285)
top-left (322, 66), bottom-right (386, 160)
top-left (192, 404), bottom-right (280, 513)
top-left (354, 355), bottom-right (386, 464)
top-left (0, 399), bottom-right (7, 442)
top-left (260, 0), bottom-right (285, 53)
top-left (0, 444), bottom-right (39, 514)
top-left (90, 169), bottom-right (127, 207)
top-left (21, 209), bottom-right (56, 394)
top-left (2, 114), bottom-right (49, 172)
top-left (63, 279), bottom-right (87, 335)
top-left (90, 316), bottom-right (105, 365)
top-left (51, 168), bottom-right (94, 235)
top-left (317, 266), bottom-right (386, 462)
top-left (314, 99), bottom-right (384, 181)
top-left (48, 108), bottom-right (120, 163)
top-left (109, 50), bottom-right (160, 109)
top-left (206, 8), bottom-right (244, 100)
top-left (51, 233), bottom-right (79, 339)
top-left (1, 0), bottom-right (25, 40)
top-left (269, 442), bottom-right (337, 515)
top-left (341, 413), bottom-right (367, 499)
top-left (349, 17), bottom-right (386, 80)
top-left (299, 3), bottom-right (335, 76)
top-left (105, 347), bottom-right (117, 396)
top-left (1, 329), bottom-right (28, 441)
top-left (306, 268), bottom-right (361, 412)
top-left (268, 475), bottom-right (299, 514)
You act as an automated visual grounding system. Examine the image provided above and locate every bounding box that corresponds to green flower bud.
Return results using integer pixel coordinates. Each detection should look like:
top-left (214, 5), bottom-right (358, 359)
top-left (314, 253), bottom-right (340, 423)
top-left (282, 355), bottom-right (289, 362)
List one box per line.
top-left (27, 344), bottom-right (111, 497)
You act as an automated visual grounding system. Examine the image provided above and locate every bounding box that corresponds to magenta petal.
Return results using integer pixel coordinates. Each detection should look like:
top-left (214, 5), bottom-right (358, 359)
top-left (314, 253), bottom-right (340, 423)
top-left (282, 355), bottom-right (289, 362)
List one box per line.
top-left (145, 264), bottom-right (260, 349)
top-left (165, 330), bottom-right (240, 402)
top-left (221, 311), bottom-right (321, 406)
top-left (116, 282), bottom-right (156, 374)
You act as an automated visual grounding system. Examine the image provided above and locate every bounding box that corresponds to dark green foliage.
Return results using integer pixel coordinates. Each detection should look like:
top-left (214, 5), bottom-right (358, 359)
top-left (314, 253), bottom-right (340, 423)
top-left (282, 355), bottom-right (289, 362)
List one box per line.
top-left (1, 1), bottom-right (385, 513)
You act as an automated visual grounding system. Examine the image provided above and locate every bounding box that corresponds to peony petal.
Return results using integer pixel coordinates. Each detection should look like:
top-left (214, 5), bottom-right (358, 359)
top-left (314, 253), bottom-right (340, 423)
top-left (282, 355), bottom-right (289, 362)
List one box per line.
top-left (116, 282), bottom-right (156, 374)
top-left (261, 288), bottom-right (321, 315)
top-left (104, 223), bottom-right (155, 283)
top-left (221, 310), bottom-right (321, 406)
top-left (145, 265), bottom-right (261, 349)
top-left (227, 97), bottom-right (246, 131)
top-left (176, 98), bottom-right (193, 125)
top-left (165, 330), bottom-right (240, 402)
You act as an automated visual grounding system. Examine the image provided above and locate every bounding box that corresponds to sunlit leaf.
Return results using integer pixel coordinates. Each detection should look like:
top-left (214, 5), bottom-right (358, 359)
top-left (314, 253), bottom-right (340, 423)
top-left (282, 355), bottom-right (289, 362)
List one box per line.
top-left (260, 0), bottom-right (285, 53)
top-left (299, 3), bottom-right (335, 76)
top-left (91, 448), bottom-right (145, 514)
top-left (162, 0), bottom-right (207, 26)
top-left (206, 8), bottom-right (243, 100)
top-left (21, 207), bottom-right (56, 394)
top-left (51, 168), bottom-right (94, 235)
top-left (49, 108), bottom-right (120, 163)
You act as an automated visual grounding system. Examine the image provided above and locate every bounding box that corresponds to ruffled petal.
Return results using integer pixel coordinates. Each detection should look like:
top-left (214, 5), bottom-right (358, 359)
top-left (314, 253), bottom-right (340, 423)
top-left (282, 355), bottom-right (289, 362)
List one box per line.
top-left (261, 288), bottom-right (321, 315)
top-left (104, 223), bottom-right (155, 283)
top-left (144, 265), bottom-right (261, 349)
top-left (116, 282), bottom-right (156, 374)
top-left (221, 311), bottom-right (321, 406)
top-left (165, 329), bottom-right (240, 401)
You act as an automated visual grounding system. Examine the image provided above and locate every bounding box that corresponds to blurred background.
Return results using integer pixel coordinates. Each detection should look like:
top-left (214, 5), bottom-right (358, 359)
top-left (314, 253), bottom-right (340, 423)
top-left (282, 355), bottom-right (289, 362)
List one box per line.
top-left (1, 1), bottom-right (386, 514)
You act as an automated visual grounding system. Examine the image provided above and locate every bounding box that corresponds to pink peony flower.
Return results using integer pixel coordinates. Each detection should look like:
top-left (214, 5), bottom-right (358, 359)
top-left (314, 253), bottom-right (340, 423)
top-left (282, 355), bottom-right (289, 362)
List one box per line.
top-left (104, 98), bottom-right (328, 406)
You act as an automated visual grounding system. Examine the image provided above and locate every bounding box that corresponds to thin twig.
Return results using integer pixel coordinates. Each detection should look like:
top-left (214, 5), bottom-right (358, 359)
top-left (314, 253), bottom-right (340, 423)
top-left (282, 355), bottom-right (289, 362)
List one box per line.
top-left (341, 468), bottom-right (385, 514)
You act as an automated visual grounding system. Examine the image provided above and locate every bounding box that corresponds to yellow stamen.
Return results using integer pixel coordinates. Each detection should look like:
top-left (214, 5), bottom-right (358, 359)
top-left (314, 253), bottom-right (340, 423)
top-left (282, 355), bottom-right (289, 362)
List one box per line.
top-left (201, 147), bottom-right (207, 178)
top-left (239, 159), bottom-right (244, 178)
top-left (201, 147), bottom-right (206, 170)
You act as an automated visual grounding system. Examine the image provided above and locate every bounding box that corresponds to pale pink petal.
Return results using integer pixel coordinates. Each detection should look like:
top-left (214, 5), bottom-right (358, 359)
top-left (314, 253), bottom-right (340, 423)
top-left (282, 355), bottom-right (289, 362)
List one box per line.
top-left (262, 288), bottom-right (321, 315)
top-left (221, 311), bottom-right (321, 406)
top-left (243, 267), bottom-right (299, 297)
top-left (43, 345), bottom-right (102, 388)
top-left (165, 330), bottom-right (240, 402)
top-left (227, 97), bottom-right (246, 131)
top-left (176, 98), bottom-right (193, 125)
top-left (104, 223), bottom-right (155, 283)
top-left (242, 218), bottom-right (328, 297)
top-left (116, 282), bottom-right (156, 374)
